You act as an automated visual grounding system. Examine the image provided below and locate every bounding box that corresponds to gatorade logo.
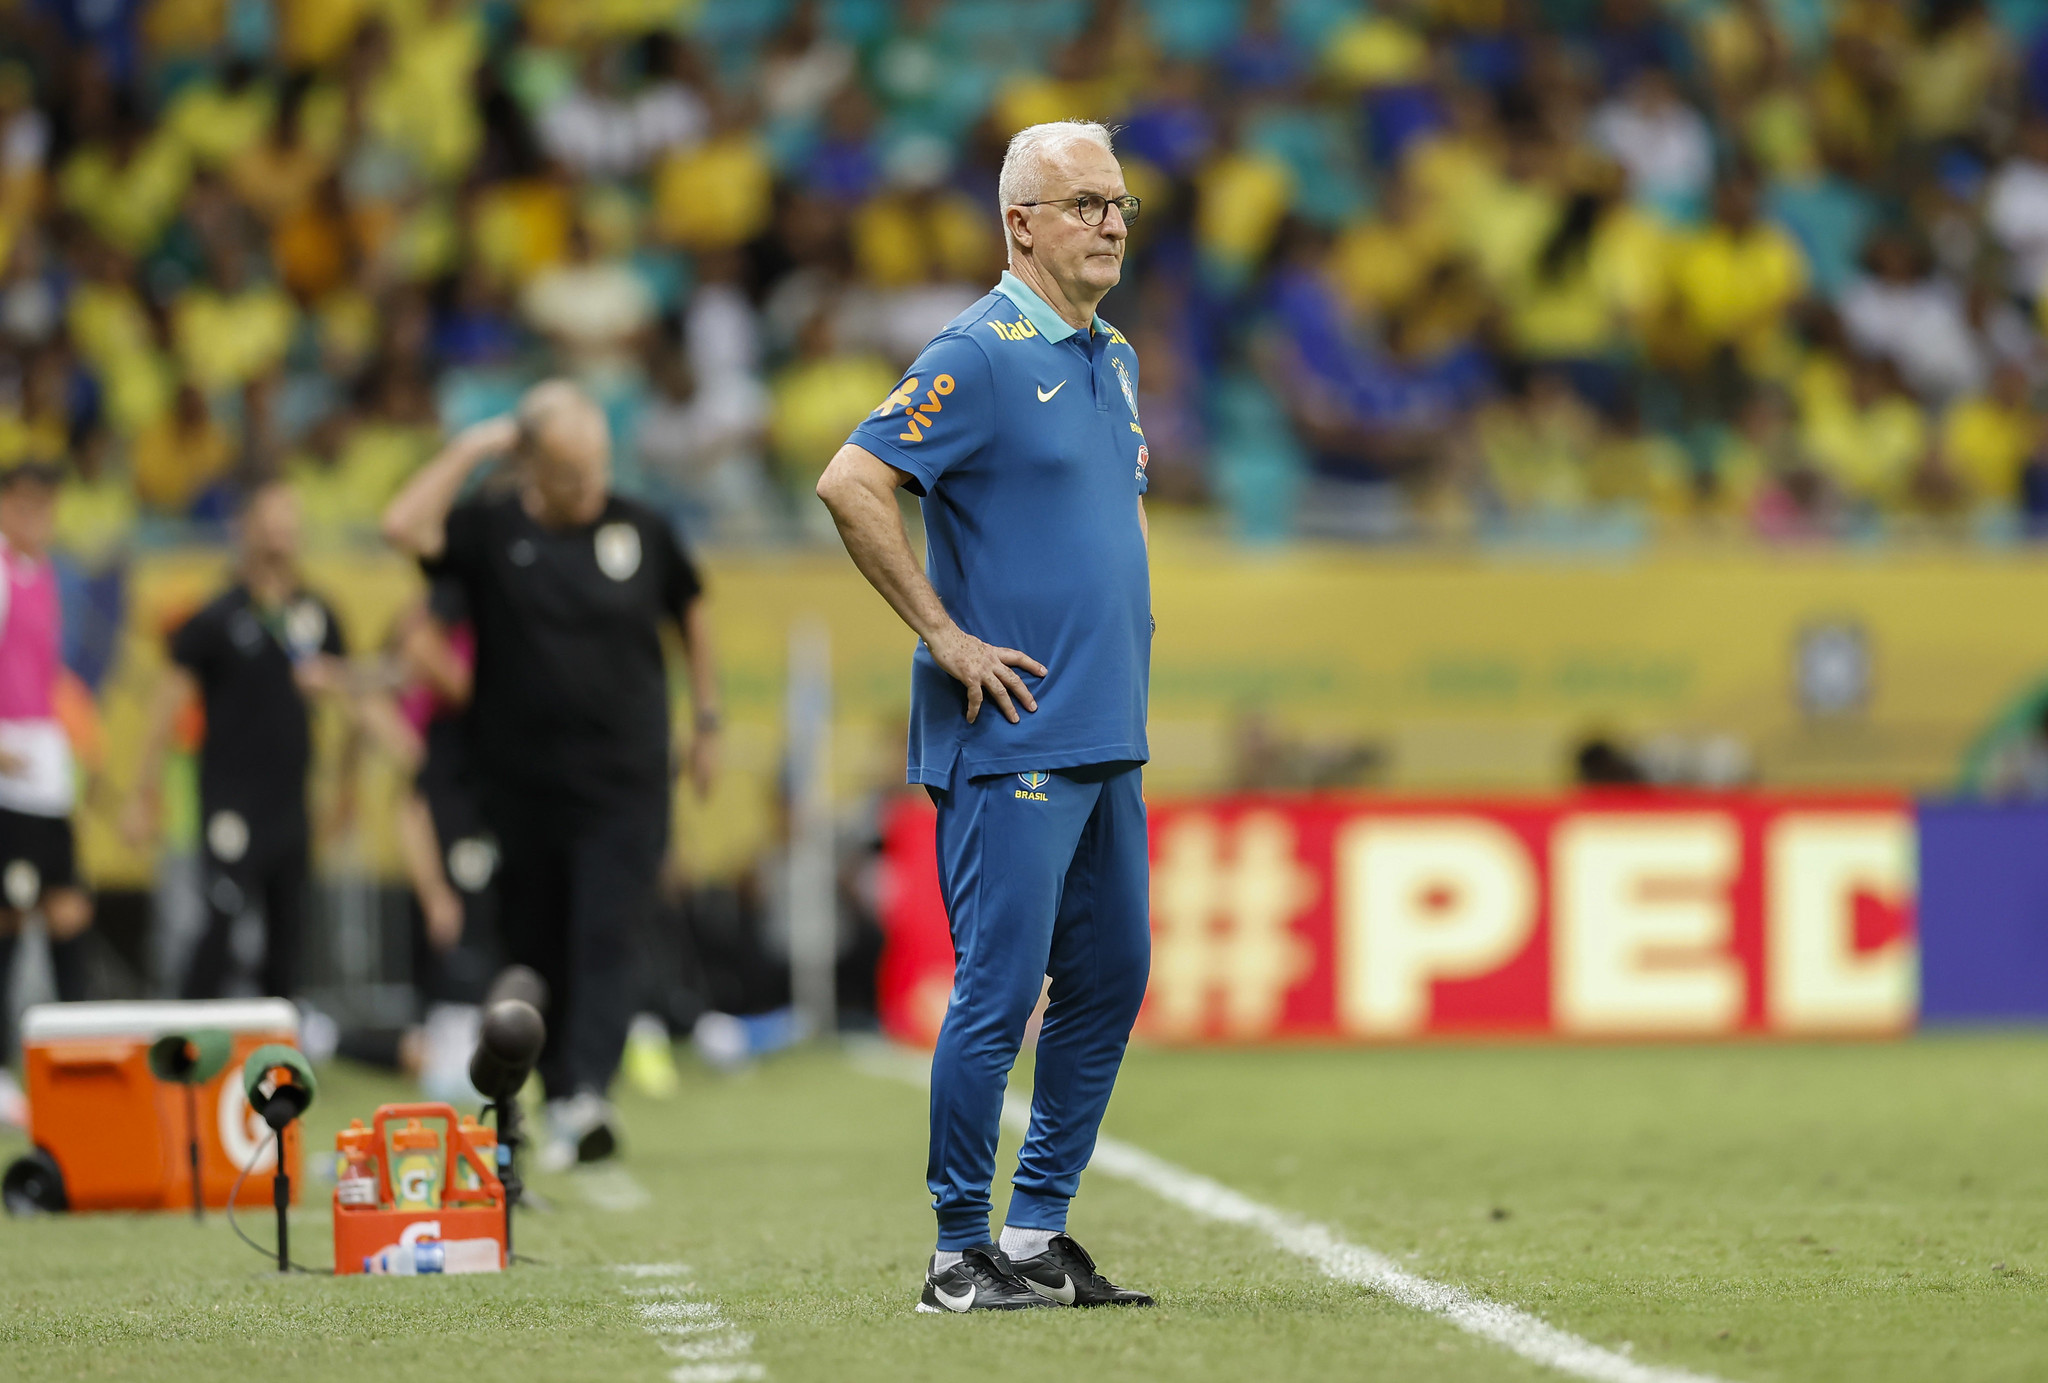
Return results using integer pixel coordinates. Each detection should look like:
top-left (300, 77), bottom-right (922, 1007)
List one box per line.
top-left (396, 1161), bottom-right (437, 1207)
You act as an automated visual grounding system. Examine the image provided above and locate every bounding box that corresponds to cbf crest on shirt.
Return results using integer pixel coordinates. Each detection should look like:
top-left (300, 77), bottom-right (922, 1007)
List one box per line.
top-left (848, 271), bottom-right (1152, 788)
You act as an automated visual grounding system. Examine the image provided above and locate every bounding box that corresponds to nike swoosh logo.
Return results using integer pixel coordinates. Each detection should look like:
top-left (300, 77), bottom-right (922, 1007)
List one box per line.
top-left (1037, 381), bottom-right (1066, 402)
top-left (934, 1283), bottom-right (976, 1312)
top-left (1029, 1274), bottom-right (1077, 1305)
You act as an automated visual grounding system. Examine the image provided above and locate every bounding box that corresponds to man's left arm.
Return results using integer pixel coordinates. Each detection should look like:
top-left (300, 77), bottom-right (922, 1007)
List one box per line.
top-left (1138, 496), bottom-right (1147, 551)
top-left (313, 600), bottom-right (363, 845)
top-left (662, 526), bottom-right (720, 799)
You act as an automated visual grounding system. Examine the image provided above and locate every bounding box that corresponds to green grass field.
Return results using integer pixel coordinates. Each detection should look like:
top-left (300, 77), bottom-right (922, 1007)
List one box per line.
top-left (3, 1035), bottom-right (2046, 1382)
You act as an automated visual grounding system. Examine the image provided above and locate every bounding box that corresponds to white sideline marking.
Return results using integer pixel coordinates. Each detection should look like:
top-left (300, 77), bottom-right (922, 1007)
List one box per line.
top-left (614, 1264), bottom-right (769, 1383)
top-left (578, 1164), bottom-right (654, 1211)
top-left (640, 1301), bottom-right (722, 1324)
top-left (852, 1047), bottom-right (1729, 1383)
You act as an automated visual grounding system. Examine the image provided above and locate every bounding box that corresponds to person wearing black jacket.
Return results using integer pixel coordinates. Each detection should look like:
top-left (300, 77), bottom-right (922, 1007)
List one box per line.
top-left (382, 380), bottom-right (720, 1170)
top-left (125, 481), bottom-right (354, 1000)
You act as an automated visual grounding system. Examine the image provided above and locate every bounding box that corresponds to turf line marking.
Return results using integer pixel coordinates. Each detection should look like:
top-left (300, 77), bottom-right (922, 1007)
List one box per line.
top-left (578, 1164), bottom-right (655, 1211)
top-left (851, 1046), bottom-right (1729, 1383)
top-left (613, 1264), bottom-right (768, 1383)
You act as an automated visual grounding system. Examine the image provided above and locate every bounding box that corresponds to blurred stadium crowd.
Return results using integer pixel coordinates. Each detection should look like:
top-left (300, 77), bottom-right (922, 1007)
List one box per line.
top-left (3, 0), bottom-right (2048, 553)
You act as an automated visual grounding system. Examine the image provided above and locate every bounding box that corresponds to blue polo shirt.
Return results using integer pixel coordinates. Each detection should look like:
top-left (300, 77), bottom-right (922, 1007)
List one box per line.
top-left (847, 271), bottom-right (1152, 786)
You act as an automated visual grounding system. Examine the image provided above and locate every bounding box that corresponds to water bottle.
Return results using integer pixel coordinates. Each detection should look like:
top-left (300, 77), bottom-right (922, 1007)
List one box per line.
top-left (364, 1239), bottom-right (446, 1275)
top-left (336, 1120), bottom-right (380, 1209)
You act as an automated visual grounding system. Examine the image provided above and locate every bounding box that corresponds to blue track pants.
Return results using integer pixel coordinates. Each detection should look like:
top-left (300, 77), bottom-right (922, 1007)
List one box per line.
top-left (926, 760), bottom-right (1151, 1250)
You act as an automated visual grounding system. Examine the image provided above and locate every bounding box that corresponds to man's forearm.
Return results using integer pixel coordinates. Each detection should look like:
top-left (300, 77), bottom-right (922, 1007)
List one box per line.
top-left (132, 672), bottom-right (190, 799)
top-left (821, 465), bottom-right (952, 644)
top-left (680, 600), bottom-right (721, 723)
top-left (124, 669), bottom-right (194, 845)
top-left (382, 420), bottom-right (511, 558)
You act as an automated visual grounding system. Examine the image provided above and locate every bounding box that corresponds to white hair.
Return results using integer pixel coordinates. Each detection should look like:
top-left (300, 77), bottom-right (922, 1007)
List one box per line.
top-left (998, 120), bottom-right (1116, 214)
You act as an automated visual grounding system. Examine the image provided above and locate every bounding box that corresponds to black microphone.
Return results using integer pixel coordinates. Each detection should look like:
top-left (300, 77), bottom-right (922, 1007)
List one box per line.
top-left (238, 1046), bottom-right (317, 1272)
top-left (149, 1030), bottom-right (231, 1221)
top-left (468, 998), bottom-right (546, 1100)
top-left (470, 965), bottom-right (547, 1100)
top-left (471, 967), bottom-right (548, 1264)
top-left (486, 963), bottom-right (548, 1012)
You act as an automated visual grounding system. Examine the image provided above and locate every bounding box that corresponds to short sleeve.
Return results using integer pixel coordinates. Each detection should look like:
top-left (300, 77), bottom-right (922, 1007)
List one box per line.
top-left (422, 501), bottom-right (487, 581)
top-left (845, 331), bottom-right (993, 497)
top-left (167, 607), bottom-right (215, 677)
top-left (657, 517), bottom-right (703, 621)
top-left (319, 598), bottom-right (347, 657)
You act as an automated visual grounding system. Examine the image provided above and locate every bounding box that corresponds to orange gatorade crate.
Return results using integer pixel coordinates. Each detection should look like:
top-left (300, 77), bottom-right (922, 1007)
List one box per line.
top-left (332, 1101), bottom-right (506, 1276)
top-left (20, 1000), bottom-right (302, 1211)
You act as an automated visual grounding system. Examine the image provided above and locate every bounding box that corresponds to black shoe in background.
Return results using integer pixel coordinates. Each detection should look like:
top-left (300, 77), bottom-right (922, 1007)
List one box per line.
top-left (1009, 1234), bottom-right (1155, 1307)
top-left (916, 1244), bottom-right (1063, 1313)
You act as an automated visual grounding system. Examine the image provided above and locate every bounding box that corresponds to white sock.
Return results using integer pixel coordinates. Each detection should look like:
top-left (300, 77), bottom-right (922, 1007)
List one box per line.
top-left (1000, 1226), bottom-right (1056, 1260)
top-left (932, 1249), bottom-right (964, 1273)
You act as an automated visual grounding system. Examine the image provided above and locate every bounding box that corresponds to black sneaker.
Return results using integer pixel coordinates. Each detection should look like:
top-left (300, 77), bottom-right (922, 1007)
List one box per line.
top-left (1009, 1234), bottom-right (1155, 1307)
top-left (916, 1244), bottom-right (1062, 1313)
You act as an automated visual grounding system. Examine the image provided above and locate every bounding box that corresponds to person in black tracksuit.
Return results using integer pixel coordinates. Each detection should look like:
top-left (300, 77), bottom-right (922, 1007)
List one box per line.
top-left (381, 381), bottom-right (720, 1168)
top-left (126, 482), bottom-right (350, 999)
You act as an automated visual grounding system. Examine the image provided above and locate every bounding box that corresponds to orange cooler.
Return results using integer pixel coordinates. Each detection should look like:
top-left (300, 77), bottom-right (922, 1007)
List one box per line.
top-left (20, 1000), bottom-right (302, 1211)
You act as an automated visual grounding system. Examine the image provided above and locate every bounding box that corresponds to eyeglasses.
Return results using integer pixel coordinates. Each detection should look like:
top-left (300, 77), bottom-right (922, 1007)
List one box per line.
top-left (1012, 193), bottom-right (1141, 227)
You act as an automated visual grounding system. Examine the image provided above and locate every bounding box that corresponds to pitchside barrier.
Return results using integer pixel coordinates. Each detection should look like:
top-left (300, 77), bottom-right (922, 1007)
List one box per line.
top-left (873, 791), bottom-right (1994, 1044)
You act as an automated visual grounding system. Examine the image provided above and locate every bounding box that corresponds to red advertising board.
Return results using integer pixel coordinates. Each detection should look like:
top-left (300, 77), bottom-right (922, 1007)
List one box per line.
top-left (877, 793), bottom-right (1916, 1046)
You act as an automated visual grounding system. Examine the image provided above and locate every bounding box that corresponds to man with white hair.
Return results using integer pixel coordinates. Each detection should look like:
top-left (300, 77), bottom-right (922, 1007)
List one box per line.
top-left (817, 121), bottom-right (1155, 1312)
top-left (383, 380), bottom-right (721, 1170)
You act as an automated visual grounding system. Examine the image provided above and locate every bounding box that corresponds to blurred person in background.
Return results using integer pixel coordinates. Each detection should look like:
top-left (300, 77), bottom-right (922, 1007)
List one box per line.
top-left (123, 480), bottom-right (353, 1001)
top-left (0, 459), bottom-right (97, 1127)
top-left (381, 380), bottom-right (720, 1171)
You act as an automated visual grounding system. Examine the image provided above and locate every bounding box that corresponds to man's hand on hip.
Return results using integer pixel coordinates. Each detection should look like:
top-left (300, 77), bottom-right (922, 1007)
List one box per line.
top-left (927, 625), bottom-right (1046, 725)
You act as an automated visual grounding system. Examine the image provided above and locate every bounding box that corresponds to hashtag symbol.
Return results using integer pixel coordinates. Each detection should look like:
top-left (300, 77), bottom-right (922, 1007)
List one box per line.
top-left (1147, 812), bottom-right (1318, 1038)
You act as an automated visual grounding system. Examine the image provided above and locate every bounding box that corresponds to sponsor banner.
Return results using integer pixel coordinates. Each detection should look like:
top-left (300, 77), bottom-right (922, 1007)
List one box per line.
top-left (877, 793), bottom-right (1917, 1045)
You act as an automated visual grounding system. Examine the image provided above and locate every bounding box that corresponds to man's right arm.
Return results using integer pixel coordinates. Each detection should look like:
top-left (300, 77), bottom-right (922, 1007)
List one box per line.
top-left (120, 662), bottom-right (200, 849)
top-left (815, 443), bottom-right (1044, 725)
top-left (382, 416), bottom-right (520, 560)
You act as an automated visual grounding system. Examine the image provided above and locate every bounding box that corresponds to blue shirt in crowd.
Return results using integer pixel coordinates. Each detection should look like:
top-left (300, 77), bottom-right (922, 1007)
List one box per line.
top-left (846, 270), bottom-right (1152, 786)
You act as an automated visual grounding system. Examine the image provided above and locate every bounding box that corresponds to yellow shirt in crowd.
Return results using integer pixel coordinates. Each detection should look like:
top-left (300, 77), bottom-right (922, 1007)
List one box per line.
top-left (1665, 220), bottom-right (1807, 360)
top-left (655, 133), bottom-right (775, 252)
top-left (174, 287), bottom-right (297, 393)
top-left (772, 353), bottom-right (899, 487)
top-left (1805, 393), bottom-right (1926, 504)
top-left (1942, 397), bottom-right (2035, 503)
top-left (133, 417), bottom-right (234, 513)
top-left (59, 134), bottom-right (192, 256)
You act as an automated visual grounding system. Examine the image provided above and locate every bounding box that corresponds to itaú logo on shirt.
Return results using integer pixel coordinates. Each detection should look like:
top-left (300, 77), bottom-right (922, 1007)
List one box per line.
top-left (1015, 771), bottom-right (1051, 800)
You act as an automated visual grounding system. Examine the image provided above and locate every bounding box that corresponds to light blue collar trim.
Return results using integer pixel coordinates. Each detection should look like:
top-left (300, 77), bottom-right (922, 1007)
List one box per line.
top-left (996, 270), bottom-right (1096, 344)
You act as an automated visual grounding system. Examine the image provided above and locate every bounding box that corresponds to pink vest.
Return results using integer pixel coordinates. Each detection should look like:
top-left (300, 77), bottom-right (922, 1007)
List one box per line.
top-left (0, 537), bottom-right (57, 721)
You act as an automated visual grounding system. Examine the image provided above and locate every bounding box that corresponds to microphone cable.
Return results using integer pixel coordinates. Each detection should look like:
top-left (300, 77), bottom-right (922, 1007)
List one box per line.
top-left (224, 1130), bottom-right (331, 1275)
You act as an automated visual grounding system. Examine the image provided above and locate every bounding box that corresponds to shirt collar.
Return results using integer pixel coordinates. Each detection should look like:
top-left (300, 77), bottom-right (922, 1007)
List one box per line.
top-left (997, 270), bottom-right (1098, 344)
